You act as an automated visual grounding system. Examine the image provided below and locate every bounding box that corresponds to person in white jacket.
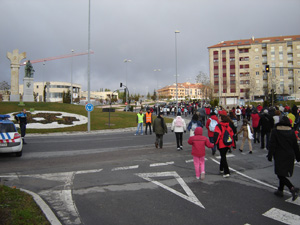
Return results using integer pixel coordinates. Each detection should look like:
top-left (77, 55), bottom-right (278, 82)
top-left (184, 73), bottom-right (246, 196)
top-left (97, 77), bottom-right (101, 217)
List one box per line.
top-left (171, 112), bottom-right (187, 151)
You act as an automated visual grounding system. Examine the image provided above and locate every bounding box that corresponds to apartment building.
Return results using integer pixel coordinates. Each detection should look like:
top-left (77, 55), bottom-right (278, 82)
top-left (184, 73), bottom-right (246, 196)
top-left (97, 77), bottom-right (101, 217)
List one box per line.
top-left (157, 82), bottom-right (206, 100)
top-left (208, 35), bottom-right (300, 105)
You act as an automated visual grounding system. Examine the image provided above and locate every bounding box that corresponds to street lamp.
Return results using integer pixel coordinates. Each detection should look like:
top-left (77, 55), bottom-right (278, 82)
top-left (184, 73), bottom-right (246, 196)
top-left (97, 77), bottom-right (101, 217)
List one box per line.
top-left (71, 49), bottom-right (74, 104)
top-left (42, 61), bottom-right (45, 102)
top-left (124, 59), bottom-right (132, 112)
top-left (175, 30), bottom-right (180, 110)
top-left (87, 0), bottom-right (91, 132)
top-left (154, 69), bottom-right (161, 101)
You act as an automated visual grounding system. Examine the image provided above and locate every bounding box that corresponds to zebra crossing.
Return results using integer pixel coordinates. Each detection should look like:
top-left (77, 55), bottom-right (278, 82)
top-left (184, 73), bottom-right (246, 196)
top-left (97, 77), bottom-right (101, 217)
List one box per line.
top-left (263, 197), bottom-right (300, 225)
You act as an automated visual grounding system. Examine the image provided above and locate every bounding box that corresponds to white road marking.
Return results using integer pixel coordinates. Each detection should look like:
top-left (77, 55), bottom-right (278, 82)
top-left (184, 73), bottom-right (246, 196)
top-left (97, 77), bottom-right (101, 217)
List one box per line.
top-left (286, 197), bottom-right (300, 206)
top-left (263, 208), bottom-right (300, 225)
top-left (18, 169), bottom-right (103, 225)
top-left (112, 165), bottom-right (139, 171)
top-left (136, 171), bottom-right (205, 208)
top-left (21, 188), bottom-right (62, 225)
top-left (150, 161), bottom-right (174, 167)
top-left (210, 157), bottom-right (278, 190)
top-left (215, 153), bottom-right (235, 159)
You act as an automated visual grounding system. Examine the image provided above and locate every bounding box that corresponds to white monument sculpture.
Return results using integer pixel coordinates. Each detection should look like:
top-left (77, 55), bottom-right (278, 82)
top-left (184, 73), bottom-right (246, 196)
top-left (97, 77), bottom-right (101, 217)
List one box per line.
top-left (22, 60), bottom-right (35, 102)
top-left (6, 49), bottom-right (26, 102)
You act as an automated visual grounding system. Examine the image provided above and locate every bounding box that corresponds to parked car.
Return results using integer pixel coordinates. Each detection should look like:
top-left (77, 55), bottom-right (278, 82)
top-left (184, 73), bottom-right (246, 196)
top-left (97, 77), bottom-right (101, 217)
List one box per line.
top-left (0, 115), bottom-right (23, 157)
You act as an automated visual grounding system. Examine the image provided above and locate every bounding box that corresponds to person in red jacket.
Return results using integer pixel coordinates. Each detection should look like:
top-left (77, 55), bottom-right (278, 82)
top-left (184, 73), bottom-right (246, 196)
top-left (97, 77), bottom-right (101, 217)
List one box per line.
top-left (213, 114), bottom-right (235, 178)
top-left (206, 112), bottom-right (219, 155)
top-left (251, 109), bottom-right (260, 143)
top-left (188, 127), bottom-right (214, 180)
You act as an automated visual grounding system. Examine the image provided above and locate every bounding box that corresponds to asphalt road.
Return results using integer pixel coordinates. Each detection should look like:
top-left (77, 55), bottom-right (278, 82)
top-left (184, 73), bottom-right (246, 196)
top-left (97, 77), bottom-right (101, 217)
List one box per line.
top-left (1, 122), bottom-right (300, 225)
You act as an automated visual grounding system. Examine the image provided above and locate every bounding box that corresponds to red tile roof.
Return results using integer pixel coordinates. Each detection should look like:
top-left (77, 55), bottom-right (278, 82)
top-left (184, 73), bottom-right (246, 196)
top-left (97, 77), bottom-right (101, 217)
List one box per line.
top-left (208, 35), bottom-right (300, 48)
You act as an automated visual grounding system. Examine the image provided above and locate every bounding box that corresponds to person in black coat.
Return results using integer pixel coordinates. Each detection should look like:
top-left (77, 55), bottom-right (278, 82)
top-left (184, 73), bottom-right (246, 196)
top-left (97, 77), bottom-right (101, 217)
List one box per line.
top-left (268, 117), bottom-right (300, 201)
top-left (259, 109), bottom-right (274, 150)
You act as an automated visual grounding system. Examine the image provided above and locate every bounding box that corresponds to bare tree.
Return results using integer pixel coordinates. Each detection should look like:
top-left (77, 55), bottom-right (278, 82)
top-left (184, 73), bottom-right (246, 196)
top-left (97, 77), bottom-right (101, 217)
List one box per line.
top-left (0, 81), bottom-right (10, 94)
top-left (195, 71), bottom-right (210, 100)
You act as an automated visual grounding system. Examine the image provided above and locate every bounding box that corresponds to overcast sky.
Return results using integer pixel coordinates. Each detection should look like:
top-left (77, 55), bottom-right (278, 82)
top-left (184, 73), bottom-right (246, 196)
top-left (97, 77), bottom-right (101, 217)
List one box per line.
top-left (1, 0), bottom-right (300, 95)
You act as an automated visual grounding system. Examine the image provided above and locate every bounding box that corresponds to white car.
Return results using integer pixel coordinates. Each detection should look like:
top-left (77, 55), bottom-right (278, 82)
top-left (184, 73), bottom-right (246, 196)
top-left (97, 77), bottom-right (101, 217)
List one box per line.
top-left (0, 115), bottom-right (23, 157)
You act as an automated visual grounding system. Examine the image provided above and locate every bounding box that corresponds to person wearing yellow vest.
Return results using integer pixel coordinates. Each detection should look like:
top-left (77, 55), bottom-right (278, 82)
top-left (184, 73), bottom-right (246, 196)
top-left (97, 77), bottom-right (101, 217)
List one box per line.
top-left (135, 109), bottom-right (144, 135)
top-left (145, 108), bottom-right (153, 135)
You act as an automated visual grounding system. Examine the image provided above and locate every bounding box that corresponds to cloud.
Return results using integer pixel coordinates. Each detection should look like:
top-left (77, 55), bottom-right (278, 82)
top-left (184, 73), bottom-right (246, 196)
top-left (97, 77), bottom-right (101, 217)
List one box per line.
top-left (1, 0), bottom-right (300, 95)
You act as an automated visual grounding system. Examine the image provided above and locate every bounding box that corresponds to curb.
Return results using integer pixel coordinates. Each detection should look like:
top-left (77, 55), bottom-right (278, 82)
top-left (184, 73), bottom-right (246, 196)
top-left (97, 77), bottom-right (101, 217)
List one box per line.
top-left (21, 188), bottom-right (61, 225)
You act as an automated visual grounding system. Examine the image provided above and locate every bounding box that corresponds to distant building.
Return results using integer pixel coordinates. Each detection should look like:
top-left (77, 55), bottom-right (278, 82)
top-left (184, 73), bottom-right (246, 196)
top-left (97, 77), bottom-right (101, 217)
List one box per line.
top-left (19, 81), bottom-right (81, 102)
top-left (81, 91), bottom-right (118, 103)
top-left (208, 35), bottom-right (300, 105)
top-left (157, 82), bottom-right (207, 100)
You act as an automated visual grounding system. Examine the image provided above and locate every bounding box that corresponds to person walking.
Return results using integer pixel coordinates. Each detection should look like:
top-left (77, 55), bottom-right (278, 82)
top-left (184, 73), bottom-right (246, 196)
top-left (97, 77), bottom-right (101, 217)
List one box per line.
top-left (187, 114), bottom-right (203, 137)
top-left (251, 109), bottom-right (261, 144)
top-left (237, 119), bottom-right (254, 154)
top-left (268, 117), bottom-right (300, 201)
top-left (206, 112), bottom-right (219, 155)
top-left (259, 109), bottom-right (274, 150)
top-left (144, 108), bottom-right (153, 135)
top-left (188, 127), bottom-right (214, 180)
top-left (199, 105), bottom-right (206, 125)
top-left (235, 106), bottom-right (241, 122)
top-left (14, 108), bottom-right (28, 144)
top-left (213, 114), bottom-right (235, 178)
top-left (135, 109), bottom-right (144, 135)
top-left (171, 112), bottom-right (186, 151)
top-left (153, 112), bottom-right (168, 149)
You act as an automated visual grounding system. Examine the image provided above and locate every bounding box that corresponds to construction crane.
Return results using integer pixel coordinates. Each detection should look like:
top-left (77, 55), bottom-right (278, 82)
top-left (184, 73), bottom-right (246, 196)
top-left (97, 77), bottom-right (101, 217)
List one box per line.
top-left (20, 50), bottom-right (94, 66)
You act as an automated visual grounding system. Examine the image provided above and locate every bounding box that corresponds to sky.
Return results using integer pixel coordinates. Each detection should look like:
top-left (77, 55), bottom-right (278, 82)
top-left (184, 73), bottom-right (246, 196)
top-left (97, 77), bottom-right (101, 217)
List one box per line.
top-left (1, 0), bottom-right (300, 96)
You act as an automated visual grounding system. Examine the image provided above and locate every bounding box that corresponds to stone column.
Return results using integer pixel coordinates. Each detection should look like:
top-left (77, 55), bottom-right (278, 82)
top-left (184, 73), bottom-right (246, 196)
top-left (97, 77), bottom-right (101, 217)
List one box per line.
top-left (6, 49), bottom-right (26, 102)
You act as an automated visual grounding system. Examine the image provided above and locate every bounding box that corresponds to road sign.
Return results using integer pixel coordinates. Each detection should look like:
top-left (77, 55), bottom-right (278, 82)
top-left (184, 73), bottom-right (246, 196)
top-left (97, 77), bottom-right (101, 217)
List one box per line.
top-left (85, 103), bottom-right (94, 112)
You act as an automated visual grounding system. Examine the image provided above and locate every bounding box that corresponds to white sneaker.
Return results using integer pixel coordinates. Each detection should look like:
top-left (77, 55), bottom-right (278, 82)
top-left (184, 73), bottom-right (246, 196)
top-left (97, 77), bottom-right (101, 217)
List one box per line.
top-left (223, 174), bottom-right (230, 178)
top-left (177, 147), bottom-right (180, 151)
top-left (196, 177), bottom-right (200, 180)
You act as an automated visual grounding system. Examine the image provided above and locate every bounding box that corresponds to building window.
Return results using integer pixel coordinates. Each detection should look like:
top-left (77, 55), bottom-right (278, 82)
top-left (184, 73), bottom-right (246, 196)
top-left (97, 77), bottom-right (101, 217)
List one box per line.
top-left (255, 56), bottom-right (259, 60)
top-left (230, 89), bottom-right (236, 93)
top-left (255, 64), bottom-right (259, 68)
top-left (255, 48), bottom-right (259, 52)
top-left (256, 71), bottom-right (259, 76)
top-left (271, 55), bottom-right (275, 61)
top-left (279, 54), bottom-right (283, 60)
top-left (213, 51), bottom-right (218, 55)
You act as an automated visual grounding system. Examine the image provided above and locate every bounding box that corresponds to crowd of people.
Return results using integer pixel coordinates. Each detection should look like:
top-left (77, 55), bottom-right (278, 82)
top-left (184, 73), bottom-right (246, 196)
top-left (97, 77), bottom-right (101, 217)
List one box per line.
top-left (135, 102), bottom-right (300, 201)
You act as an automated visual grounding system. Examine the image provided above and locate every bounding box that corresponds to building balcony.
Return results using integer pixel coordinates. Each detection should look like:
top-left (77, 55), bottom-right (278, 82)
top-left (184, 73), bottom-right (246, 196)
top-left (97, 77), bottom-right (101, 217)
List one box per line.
top-left (287, 49), bottom-right (293, 54)
top-left (263, 75), bottom-right (268, 80)
top-left (262, 43), bottom-right (267, 48)
top-left (288, 57), bottom-right (293, 62)
top-left (262, 50), bottom-right (267, 55)
top-left (262, 58), bottom-right (268, 63)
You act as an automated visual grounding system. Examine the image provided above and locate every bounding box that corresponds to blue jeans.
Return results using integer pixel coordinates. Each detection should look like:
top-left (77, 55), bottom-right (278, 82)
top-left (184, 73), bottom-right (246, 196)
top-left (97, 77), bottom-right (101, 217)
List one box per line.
top-left (136, 123), bottom-right (143, 135)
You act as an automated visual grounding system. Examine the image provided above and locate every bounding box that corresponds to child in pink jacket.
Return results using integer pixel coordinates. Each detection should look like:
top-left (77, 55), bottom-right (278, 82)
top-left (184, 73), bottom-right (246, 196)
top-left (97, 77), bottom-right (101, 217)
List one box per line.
top-left (188, 127), bottom-right (214, 180)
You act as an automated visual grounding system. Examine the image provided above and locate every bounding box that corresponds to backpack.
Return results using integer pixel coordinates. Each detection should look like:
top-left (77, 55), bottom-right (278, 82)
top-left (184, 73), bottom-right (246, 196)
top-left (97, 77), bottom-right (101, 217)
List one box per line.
top-left (175, 117), bottom-right (183, 127)
top-left (233, 119), bottom-right (238, 128)
top-left (191, 122), bottom-right (198, 131)
top-left (217, 124), bottom-right (233, 146)
top-left (236, 109), bottom-right (241, 114)
top-left (209, 118), bottom-right (218, 132)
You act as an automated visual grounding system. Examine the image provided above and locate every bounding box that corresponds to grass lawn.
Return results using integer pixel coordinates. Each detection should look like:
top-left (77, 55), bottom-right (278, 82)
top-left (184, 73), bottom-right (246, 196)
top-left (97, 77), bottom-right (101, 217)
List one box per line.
top-left (0, 185), bottom-right (50, 225)
top-left (0, 102), bottom-right (172, 134)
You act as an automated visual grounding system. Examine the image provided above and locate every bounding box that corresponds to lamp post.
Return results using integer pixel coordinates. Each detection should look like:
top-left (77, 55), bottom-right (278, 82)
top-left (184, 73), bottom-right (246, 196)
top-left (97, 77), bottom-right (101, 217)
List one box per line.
top-left (154, 69), bottom-right (161, 101)
top-left (87, 0), bottom-right (91, 132)
top-left (71, 49), bottom-right (74, 104)
top-left (124, 59), bottom-right (131, 112)
top-left (175, 30), bottom-right (180, 110)
top-left (42, 61), bottom-right (45, 102)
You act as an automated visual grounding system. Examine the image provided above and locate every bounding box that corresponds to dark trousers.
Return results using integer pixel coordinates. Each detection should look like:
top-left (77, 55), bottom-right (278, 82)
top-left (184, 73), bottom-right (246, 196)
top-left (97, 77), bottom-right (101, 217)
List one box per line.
top-left (175, 132), bottom-right (183, 148)
top-left (261, 131), bottom-right (270, 149)
top-left (219, 147), bottom-right (230, 175)
top-left (145, 123), bottom-right (152, 134)
top-left (20, 123), bottom-right (26, 138)
top-left (201, 116), bottom-right (206, 125)
top-left (253, 127), bottom-right (260, 143)
top-left (209, 137), bottom-right (216, 153)
top-left (277, 175), bottom-right (293, 191)
top-left (155, 134), bottom-right (164, 148)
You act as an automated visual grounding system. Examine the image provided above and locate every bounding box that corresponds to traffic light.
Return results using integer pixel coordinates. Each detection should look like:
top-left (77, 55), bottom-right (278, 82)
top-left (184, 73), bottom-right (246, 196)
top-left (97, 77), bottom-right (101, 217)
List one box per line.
top-left (120, 82), bottom-right (122, 87)
top-left (265, 65), bottom-right (270, 73)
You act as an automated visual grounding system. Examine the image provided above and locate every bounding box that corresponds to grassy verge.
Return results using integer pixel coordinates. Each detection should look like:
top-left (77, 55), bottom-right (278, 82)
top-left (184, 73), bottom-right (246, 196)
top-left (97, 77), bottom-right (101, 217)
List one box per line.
top-left (0, 185), bottom-right (50, 225)
top-left (0, 102), bottom-right (172, 134)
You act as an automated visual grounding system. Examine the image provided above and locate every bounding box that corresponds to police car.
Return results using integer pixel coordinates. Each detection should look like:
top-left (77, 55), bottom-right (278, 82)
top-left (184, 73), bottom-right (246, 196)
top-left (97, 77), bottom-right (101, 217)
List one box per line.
top-left (0, 115), bottom-right (23, 157)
